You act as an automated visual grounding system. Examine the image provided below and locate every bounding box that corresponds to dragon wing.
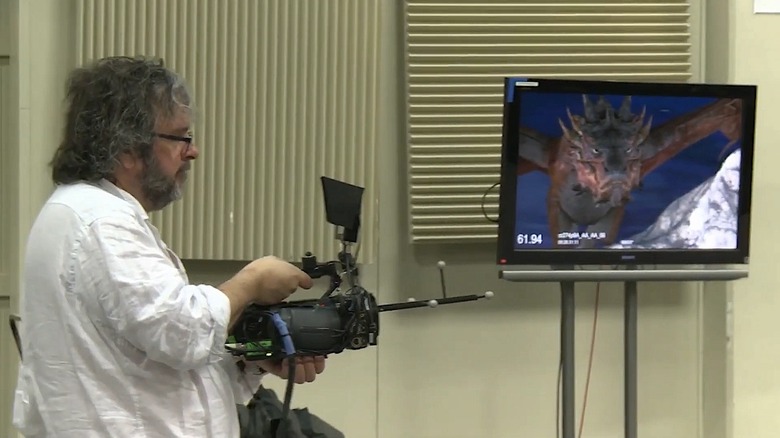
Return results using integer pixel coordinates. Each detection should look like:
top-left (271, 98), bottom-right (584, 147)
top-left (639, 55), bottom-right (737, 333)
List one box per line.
top-left (640, 98), bottom-right (742, 177)
top-left (516, 126), bottom-right (555, 175)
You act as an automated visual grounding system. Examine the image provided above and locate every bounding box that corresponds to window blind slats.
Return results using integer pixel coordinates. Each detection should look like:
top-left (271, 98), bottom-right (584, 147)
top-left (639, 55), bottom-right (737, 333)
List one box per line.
top-left (403, 0), bottom-right (696, 242)
top-left (77, 0), bottom-right (382, 262)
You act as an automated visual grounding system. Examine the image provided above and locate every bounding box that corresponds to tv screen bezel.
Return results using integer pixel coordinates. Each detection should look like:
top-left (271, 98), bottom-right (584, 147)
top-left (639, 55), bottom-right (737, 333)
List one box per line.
top-left (496, 77), bottom-right (758, 267)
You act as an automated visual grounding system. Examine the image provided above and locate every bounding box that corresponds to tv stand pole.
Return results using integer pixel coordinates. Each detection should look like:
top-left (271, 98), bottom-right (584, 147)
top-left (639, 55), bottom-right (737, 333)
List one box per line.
top-left (560, 280), bottom-right (576, 438)
top-left (625, 279), bottom-right (637, 438)
top-left (559, 278), bottom-right (638, 438)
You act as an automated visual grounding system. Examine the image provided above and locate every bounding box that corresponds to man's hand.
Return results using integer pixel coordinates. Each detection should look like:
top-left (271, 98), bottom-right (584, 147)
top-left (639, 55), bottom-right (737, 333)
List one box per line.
top-left (220, 255), bottom-right (314, 329)
top-left (259, 355), bottom-right (327, 384)
top-left (233, 255), bottom-right (314, 305)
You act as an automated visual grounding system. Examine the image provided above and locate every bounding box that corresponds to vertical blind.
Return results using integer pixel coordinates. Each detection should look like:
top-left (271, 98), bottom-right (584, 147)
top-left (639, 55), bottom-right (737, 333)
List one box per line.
top-left (76, 0), bottom-right (381, 262)
top-left (404, 0), bottom-right (697, 242)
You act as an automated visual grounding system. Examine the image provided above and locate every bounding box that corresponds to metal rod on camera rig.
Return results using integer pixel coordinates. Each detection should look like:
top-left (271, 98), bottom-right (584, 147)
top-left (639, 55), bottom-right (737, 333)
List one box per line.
top-left (377, 292), bottom-right (493, 312)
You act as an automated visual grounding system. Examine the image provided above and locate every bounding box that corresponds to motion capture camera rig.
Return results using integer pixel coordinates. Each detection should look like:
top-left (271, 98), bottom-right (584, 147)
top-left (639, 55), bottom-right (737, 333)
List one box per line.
top-left (225, 176), bottom-right (494, 362)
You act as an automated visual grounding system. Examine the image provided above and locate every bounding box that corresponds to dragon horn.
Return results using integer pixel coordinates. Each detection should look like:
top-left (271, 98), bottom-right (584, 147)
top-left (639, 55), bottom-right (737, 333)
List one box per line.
top-left (639, 115), bottom-right (653, 141)
top-left (582, 94), bottom-right (596, 121)
top-left (566, 107), bottom-right (584, 135)
top-left (619, 96), bottom-right (633, 120)
top-left (634, 105), bottom-right (647, 128)
top-left (558, 117), bottom-right (574, 141)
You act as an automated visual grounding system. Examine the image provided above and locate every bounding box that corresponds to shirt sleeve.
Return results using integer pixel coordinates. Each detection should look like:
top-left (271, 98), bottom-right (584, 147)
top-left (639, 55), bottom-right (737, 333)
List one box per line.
top-left (230, 359), bottom-right (268, 404)
top-left (81, 214), bottom-right (232, 371)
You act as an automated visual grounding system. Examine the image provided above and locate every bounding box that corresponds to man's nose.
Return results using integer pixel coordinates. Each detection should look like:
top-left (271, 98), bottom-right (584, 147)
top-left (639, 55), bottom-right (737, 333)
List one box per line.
top-left (186, 142), bottom-right (200, 159)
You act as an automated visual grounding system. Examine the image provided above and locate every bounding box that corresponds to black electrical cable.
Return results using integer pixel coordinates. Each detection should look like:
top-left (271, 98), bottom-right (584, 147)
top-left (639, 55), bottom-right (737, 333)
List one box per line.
top-left (270, 313), bottom-right (297, 438)
top-left (481, 181), bottom-right (500, 223)
top-left (275, 356), bottom-right (297, 438)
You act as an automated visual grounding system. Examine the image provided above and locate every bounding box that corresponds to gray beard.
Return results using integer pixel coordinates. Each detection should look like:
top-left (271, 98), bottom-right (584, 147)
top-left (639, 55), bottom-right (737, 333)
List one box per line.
top-left (141, 155), bottom-right (188, 211)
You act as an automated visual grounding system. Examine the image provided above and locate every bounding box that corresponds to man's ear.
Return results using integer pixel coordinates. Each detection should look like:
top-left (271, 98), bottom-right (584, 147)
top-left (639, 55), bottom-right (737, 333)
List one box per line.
top-left (117, 150), bottom-right (141, 170)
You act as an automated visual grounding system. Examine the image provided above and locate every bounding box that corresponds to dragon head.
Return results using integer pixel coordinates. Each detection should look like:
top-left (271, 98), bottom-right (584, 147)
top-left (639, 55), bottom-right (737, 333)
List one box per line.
top-left (558, 95), bottom-right (653, 207)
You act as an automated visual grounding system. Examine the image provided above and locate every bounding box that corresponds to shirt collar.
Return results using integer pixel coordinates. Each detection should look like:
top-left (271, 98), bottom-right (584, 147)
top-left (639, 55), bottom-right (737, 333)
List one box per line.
top-left (95, 178), bottom-right (150, 221)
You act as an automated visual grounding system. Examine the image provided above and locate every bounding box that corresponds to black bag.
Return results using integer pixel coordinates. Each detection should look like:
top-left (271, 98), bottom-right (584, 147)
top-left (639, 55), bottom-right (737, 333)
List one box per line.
top-left (237, 387), bottom-right (345, 438)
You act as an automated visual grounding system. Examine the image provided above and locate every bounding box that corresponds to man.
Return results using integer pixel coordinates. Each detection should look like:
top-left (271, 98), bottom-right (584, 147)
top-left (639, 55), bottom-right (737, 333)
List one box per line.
top-left (12, 56), bottom-right (325, 437)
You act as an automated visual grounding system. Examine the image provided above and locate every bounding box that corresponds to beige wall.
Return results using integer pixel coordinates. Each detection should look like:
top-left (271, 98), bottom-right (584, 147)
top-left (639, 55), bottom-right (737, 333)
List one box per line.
top-left (3, 1), bottom-right (778, 438)
top-left (730, 1), bottom-right (780, 438)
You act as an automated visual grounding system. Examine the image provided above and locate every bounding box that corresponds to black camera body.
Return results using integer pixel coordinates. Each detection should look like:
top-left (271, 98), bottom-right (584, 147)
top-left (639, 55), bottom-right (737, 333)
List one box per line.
top-left (228, 252), bottom-right (379, 361)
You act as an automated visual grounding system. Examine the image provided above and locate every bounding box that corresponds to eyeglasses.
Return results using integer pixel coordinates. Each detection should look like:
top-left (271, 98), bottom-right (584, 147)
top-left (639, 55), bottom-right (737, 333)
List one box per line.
top-left (154, 133), bottom-right (193, 144)
top-left (153, 132), bottom-right (194, 156)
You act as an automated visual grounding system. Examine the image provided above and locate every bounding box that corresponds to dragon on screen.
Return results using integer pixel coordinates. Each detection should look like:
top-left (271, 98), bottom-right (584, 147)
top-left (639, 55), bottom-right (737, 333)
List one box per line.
top-left (513, 90), bottom-right (744, 251)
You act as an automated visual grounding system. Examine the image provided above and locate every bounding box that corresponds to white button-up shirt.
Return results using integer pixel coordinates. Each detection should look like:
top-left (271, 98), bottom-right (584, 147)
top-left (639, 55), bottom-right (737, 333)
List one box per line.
top-left (13, 179), bottom-right (262, 437)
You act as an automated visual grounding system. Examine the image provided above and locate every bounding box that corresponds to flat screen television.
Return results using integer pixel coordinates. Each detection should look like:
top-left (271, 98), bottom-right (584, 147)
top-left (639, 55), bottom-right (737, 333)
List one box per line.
top-left (496, 77), bottom-right (757, 267)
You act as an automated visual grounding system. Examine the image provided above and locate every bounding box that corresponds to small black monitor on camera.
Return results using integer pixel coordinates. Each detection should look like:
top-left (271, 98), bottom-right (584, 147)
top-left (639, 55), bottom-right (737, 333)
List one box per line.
top-left (321, 176), bottom-right (364, 243)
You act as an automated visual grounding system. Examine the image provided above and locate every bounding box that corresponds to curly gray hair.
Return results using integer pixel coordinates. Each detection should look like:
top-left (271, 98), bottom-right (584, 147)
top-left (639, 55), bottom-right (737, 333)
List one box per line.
top-left (51, 56), bottom-right (192, 184)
